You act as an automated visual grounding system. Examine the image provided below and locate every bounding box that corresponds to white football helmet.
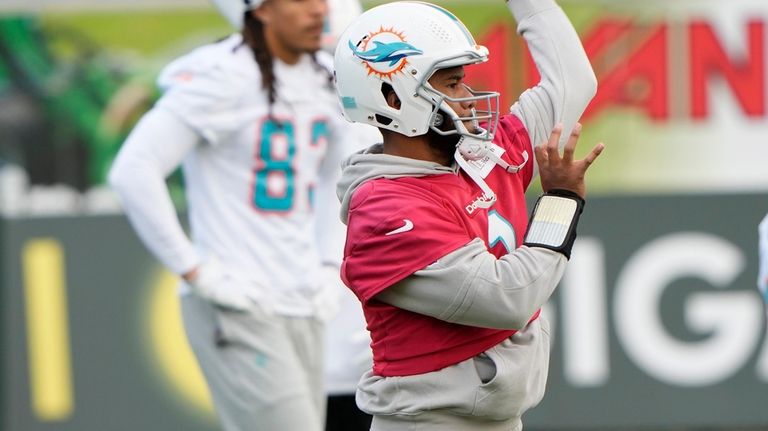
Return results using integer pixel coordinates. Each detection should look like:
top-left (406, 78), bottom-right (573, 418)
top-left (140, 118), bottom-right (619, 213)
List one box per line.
top-left (334, 1), bottom-right (500, 147)
top-left (212, 0), bottom-right (360, 48)
top-left (209, 0), bottom-right (262, 29)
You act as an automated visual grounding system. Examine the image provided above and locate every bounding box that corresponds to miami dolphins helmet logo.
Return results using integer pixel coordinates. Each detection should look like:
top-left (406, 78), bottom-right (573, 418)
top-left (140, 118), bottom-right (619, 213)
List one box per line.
top-left (349, 27), bottom-right (422, 79)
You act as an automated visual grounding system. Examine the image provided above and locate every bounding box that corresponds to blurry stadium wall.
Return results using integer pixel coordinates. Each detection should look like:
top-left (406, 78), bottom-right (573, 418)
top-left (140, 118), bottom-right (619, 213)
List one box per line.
top-left (0, 0), bottom-right (767, 430)
top-left (2, 194), bottom-right (767, 430)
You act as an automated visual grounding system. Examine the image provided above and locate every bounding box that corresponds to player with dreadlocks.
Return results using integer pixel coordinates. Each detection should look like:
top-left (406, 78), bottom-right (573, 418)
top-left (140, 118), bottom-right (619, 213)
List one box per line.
top-left (109, 0), bottom-right (356, 429)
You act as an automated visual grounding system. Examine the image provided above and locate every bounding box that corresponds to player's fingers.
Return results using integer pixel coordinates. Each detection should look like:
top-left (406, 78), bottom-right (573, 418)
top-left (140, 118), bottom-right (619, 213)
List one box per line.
top-left (547, 123), bottom-right (563, 146)
top-left (534, 144), bottom-right (548, 166)
top-left (562, 122), bottom-right (581, 163)
top-left (581, 142), bottom-right (605, 167)
top-left (546, 123), bottom-right (563, 160)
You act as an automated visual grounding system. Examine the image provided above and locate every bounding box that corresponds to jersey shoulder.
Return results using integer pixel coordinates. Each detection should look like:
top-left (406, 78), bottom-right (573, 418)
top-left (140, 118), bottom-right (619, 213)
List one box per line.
top-left (349, 176), bottom-right (453, 214)
top-left (496, 114), bottom-right (531, 151)
top-left (154, 34), bottom-right (264, 142)
top-left (494, 113), bottom-right (534, 184)
top-left (347, 176), bottom-right (467, 240)
top-left (344, 177), bottom-right (472, 301)
top-left (157, 34), bottom-right (258, 102)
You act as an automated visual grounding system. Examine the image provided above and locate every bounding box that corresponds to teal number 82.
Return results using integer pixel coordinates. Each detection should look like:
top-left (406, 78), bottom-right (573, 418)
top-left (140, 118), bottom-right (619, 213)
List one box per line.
top-left (252, 119), bottom-right (329, 212)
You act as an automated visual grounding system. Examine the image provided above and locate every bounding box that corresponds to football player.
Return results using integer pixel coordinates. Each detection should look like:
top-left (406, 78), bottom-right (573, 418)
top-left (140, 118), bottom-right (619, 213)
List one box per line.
top-left (109, 0), bottom-right (358, 429)
top-left (333, 0), bottom-right (603, 429)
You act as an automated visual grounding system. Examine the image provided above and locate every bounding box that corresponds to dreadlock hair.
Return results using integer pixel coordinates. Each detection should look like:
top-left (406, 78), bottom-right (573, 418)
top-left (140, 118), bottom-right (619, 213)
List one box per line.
top-left (242, 11), bottom-right (277, 114)
top-left (240, 8), bottom-right (334, 119)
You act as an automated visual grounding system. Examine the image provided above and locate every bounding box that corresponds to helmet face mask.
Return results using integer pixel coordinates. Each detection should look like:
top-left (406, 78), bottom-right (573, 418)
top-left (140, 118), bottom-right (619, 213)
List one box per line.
top-left (421, 81), bottom-right (499, 142)
top-left (334, 1), bottom-right (500, 145)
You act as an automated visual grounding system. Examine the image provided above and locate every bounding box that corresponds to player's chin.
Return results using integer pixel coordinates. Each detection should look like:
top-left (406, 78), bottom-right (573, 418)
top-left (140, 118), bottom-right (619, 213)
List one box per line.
top-left (303, 43), bottom-right (322, 53)
top-left (301, 34), bottom-right (323, 53)
top-left (462, 121), bottom-right (479, 134)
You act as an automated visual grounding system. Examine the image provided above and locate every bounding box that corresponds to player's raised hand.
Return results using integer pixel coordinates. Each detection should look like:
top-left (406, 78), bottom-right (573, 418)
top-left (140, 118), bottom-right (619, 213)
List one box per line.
top-left (535, 122), bottom-right (604, 198)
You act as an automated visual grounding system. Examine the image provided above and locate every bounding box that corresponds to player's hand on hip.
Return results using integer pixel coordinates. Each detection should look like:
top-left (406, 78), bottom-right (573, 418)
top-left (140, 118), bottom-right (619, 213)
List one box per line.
top-left (535, 122), bottom-right (604, 198)
top-left (186, 258), bottom-right (272, 313)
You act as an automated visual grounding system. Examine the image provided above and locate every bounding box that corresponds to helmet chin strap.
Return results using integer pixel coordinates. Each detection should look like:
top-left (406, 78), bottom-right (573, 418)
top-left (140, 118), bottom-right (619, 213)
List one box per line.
top-left (454, 135), bottom-right (530, 209)
top-left (439, 106), bottom-right (529, 209)
top-left (453, 107), bottom-right (528, 172)
top-left (457, 134), bottom-right (529, 173)
top-left (490, 148), bottom-right (529, 173)
top-left (454, 147), bottom-right (497, 209)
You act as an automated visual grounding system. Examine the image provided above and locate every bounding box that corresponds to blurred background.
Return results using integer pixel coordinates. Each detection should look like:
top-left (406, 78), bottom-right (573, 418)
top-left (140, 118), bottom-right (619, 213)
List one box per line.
top-left (0, 0), bottom-right (766, 429)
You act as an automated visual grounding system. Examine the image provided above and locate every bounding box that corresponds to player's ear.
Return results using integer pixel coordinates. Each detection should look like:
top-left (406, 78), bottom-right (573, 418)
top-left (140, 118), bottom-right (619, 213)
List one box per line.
top-left (383, 83), bottom-right (401, 109)
top-left (251, 3), bottom-right (272, 25)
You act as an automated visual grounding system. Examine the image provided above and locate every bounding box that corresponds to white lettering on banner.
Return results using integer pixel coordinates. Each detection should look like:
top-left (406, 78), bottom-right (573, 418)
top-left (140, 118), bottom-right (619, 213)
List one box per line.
top-left (614, 232), bottom-right (762, 386)
top-left (561, 238), bottom-right (610, 386)
top-left (560, 233), bottom-right (767, 388)
top-left (756, 330), bottom-right (768, 381)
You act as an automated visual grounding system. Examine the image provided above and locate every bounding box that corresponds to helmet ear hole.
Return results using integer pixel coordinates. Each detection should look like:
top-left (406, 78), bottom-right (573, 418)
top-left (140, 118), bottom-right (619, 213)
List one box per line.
top-left (381, 83), bottom-right (401, 111)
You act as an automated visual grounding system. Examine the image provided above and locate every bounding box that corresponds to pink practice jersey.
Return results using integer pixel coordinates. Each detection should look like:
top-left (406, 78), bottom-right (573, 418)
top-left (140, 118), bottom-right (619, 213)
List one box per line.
top-left (342, 114), bottom-right (539, 376)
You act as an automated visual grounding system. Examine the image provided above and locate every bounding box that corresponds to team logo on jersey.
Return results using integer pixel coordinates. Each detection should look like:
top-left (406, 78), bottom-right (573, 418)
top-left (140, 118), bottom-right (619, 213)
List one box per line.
top-left (349, 27), bottom-right (422, 79)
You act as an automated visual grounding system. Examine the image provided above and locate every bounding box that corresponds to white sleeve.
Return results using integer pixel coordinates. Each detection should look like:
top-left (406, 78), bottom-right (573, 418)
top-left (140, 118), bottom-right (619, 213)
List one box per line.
top-left (314, 130), bottom-right (347, 268)
top-left (375, 238), bottom-right (567, 330)
top-left (314, 117), bottom-right (382, 267)
top-left (108, 107), bottom-right (202, 275)
top-left (758, 212), bottom-right (768, 298)
top-left (507, 0), bottom-right (597, 172)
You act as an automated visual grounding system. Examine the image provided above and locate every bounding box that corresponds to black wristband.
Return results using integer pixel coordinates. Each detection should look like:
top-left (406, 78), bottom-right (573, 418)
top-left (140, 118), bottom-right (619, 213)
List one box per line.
top-left (523, 189), bottom-right (585, 259)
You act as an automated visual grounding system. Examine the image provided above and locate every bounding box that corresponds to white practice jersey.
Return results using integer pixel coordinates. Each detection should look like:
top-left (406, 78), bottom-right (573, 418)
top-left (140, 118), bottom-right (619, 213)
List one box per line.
top-left (156, 34), bottom-right (353, 316)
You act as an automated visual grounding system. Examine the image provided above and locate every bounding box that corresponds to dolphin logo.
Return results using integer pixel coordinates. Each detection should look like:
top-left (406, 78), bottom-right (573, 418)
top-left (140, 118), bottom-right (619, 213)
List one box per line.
top-left (349, 40), bottom-right (423, 66)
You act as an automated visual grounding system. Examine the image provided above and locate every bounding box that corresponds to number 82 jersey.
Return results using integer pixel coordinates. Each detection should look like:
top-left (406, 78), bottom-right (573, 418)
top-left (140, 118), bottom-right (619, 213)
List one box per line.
top-left (156, 34), bottom-right (353, 313)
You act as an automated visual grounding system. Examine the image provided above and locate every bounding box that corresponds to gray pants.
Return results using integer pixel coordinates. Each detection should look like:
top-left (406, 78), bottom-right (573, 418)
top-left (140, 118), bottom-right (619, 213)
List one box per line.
top-left (358, 317), bottom-right (550, 431)
top-left (181, 294), bottom-right (325, 431)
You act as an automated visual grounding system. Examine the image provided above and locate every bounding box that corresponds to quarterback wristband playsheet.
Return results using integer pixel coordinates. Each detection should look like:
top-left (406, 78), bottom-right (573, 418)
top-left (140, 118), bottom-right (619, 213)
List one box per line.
top-left (523, 189), bottom-right (584, 258)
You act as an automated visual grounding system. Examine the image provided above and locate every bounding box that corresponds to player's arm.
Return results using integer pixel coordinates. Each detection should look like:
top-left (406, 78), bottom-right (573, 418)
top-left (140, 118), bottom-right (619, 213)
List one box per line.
top-left (314, 118), bottom-right (348, 271)
top-left (376, 239), bottom-right (565, 330)
top-left (376, 126), bottom-right (603, 330)
top-left (507, 0), bottom-right (596, 162)
top-left (307, 117), bottom-right (356, 321)
top-left (108, 107), bottom-right (201, 277)
top-left (110, 106), bottom-right (265, 311)
top-left (111, 43), bottom-right (244, 279)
